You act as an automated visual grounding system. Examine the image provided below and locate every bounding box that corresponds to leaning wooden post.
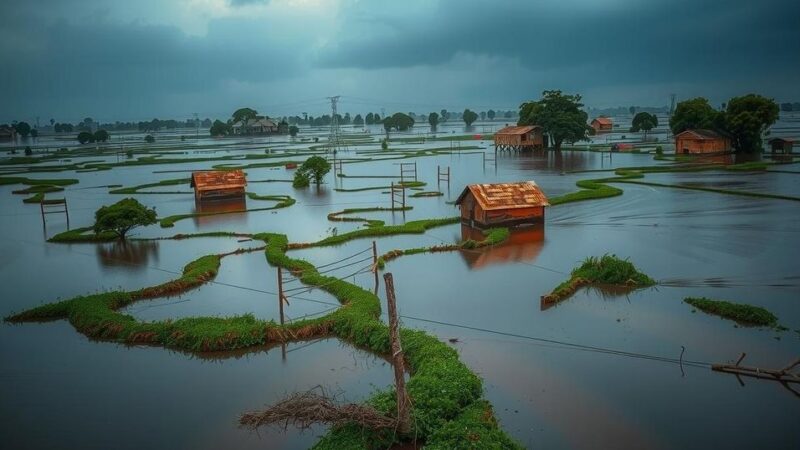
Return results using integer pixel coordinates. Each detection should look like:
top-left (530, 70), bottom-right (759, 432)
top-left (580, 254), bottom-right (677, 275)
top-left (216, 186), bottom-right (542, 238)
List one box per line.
top-left (383, 273), bottom-right (411, 434)
top-left (64, 198), bottom-right (70, 229)
top-left (277, 266), bottom-right (285, 326)
top-left (372, 240), bottom-right (379, 287)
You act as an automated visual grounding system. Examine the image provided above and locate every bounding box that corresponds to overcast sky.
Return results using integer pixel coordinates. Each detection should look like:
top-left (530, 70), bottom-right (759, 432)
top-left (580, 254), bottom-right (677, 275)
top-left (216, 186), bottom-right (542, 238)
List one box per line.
top-left (1, 0), bottom-right (798, 124)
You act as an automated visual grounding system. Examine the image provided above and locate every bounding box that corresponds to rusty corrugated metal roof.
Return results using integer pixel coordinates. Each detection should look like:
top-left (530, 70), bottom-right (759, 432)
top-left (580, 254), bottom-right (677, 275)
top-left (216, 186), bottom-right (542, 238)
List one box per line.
top-left (592, 117), bottom-right (612, 125)
top-left (456, 181), bottom-right (549, 211)
top-left (191, 170), bottom-right (247, 190)
top-left (674, 129), bottom-right (729, 140)
top-left (496, 125), bottom-right (540, 135)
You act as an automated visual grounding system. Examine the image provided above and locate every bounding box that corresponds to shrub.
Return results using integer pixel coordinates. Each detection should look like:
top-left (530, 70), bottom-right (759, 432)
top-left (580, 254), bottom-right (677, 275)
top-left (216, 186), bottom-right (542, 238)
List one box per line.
top-left (144, 134), bottom-right (155, 143)
top-left (93, 198), bottom-right (157, 240)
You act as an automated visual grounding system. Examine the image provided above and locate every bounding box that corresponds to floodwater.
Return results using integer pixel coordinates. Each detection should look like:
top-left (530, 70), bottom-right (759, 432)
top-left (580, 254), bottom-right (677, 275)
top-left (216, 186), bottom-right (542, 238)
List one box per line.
top-left (2, 118), bottom-right (799, 449)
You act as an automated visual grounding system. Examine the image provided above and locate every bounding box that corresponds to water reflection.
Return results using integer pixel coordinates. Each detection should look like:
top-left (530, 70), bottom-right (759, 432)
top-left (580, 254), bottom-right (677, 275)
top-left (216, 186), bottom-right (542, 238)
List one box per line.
top-left (459, 224), bottom-right (545, 270)
top-left (96, 239), bottom-right (160, 271)
top-left (193, 196), bottom-right (247, 225)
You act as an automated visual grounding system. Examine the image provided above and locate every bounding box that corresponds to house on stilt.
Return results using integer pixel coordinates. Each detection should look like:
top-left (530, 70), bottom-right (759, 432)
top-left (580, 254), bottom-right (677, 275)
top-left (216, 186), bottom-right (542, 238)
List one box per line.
top-left (455, 181), bottom-right (549, 228)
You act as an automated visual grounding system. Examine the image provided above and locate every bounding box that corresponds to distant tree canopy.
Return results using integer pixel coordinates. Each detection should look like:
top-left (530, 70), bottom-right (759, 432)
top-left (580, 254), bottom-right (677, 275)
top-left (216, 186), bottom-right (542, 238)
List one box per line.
top-left (94, 129), bottom-right (110, 142)
top-left (289, 125), bottom-right (299, 137)
top-left (144, 134), bottom-right (155, 143)
top-left (629, 106), bottom-right (636, 115)
top-left (518, 90), bottom-right (591, 151)
top-left (440, 109), bottom-right (448, 122)
top-left (723, 94), bottom-right (779, 152)
top-left (93, 198), bottom-right (157, 240)
top-left (294, 156), bottom-right (330, 188)
top-left (365, 112), bottom-right (375, 125)
top-left (463, 109), bottom-right (478, 127)
top-left (209, 120), bottom-right (231, 137)
top-left (487, 109), bottom-right (496, 120)
top-left (428, 112), bottom-right (439, 128)
top-left (54, 123), bottom-right (74, 133)
top-left (77, 131), bottom-right (94, 144)
top-left (15, 121), bottom-right (31, 138)
top-left (232, 107), bottom-right (258, 126)
top-left (30, 129), bottom-right (38, 138)
top-left (383, 112), bottom-right (415, 133)
top-left (630, 112), bottom-right (658, 138)
top-left (353, 114), bottom-right (364, 126)
top-left (669, 98), bottom-right (721, 135)
top-left (480, 111), bottom-right (486, 121)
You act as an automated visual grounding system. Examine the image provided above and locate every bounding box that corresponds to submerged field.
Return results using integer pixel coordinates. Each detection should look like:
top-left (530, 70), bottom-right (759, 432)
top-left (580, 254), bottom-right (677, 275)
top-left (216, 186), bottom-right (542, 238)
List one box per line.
top-left (1, 120), bottom-right (799, 449)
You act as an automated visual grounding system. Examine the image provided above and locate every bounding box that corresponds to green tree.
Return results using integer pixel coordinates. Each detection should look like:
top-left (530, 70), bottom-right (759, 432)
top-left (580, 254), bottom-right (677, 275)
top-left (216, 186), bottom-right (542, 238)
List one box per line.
top-left (353, 114), bottom-right (364, 126)
top-left (15, 121), bottom-right (31, 138)
top-left (669, 97), bottom-right (720, 135)
top-left (295, 156), bottom-right (330, 187)
top-left (463, 109), bottom-right (478, 127)
top-left (428, 112), bottom-right (439, 129)
top-left (518, 90), bottom-right (591, 151)
top-left (289, 125), bottom-right (299, 137)
top-left (209, 120), bottom-right (231, 137)
top-left (77, 131), bottom-right (94, 144)
top-left (94, 129), bottom-right (110, 142)
top-left (383, 116), bottom-right (393, 135)
top-left (292, 171), bottom-right (310, 188)
top-left (24, 146), bottom-right (32, 156)
top-left (723, 94), bottom-right (779, 152)
top-left (365, 112), bottom-right (375, 125)
top-left (440, 109), bottom-right (448, 122)
top-left (93, 198), bottom-right (157, 240)
top-left (487, 109), bottom-right (496, 120)
top-left (630, 112), bottom-right (658, 140)
top-left (381, 138), bottom-right (389, 150)
top-left (144, 134), bottom-right (155, 143)
top-left (232, 107), bottom-right (258, 128)
top-left (388, 112), bottom-right (414, 131)
top-left (30, 129), bottom-right (38, 138)
top-left (629, 106), bottom-right (636, 115)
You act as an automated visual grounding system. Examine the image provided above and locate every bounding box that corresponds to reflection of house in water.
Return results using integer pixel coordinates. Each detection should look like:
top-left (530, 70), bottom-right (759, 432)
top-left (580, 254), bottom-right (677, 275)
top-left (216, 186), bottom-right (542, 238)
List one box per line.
top-left (96, 240), bottom-right (159, 271)
top-left (192, 196), bottom-right (247, 226)
top-left (459, 225), bottom-right (545, 270)
top-left (455, 181), bottom-right (549, 228)
top-left (191, 170), bottom-right (247, 201)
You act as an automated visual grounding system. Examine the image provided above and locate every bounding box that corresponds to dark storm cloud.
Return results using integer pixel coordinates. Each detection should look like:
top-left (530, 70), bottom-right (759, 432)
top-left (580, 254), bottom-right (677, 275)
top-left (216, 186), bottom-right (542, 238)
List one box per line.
top-left (320, 0), bottom-right (800, 85)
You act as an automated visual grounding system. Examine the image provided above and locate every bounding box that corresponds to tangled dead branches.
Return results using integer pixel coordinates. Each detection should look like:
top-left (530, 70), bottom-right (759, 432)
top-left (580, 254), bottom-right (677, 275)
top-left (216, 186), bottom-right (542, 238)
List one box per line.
top-left (239, 386), bottom-right (397, 431)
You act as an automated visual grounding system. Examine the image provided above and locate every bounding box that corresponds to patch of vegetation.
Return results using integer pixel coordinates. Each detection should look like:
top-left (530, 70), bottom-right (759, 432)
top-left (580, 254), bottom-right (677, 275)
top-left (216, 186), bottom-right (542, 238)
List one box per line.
top-left (94, 198), bottom-right (158, 239)
top-left (109, 178), bottom-right (191, 195)
top-left (48, 226), bottom-right (119, 243)
top-left (684, 297), bottom-right (778, 327)
top-left (159, 194), bottom-right (295, 227)
top-left (327, 206), bottom-right (413, 228)
top-left (0, 176), bottom-right (79, 187)
top-left (296, 217), bottom-right (460, 248)
top-left (542, 255), bottom-right (655, 304)
top-left (378, 227), bottom-right (509, 269)
top-left (11, 185), bottom-right (64, 194)
top-left (410, 191), bottom-right (444, 198)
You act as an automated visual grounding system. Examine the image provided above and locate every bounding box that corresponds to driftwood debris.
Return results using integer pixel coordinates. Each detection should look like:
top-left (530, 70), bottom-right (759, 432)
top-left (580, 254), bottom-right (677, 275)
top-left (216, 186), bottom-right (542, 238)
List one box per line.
top-left (712, 353), bottom-right (800, 384)
top-left (239, 387), bottom-right (397, 431)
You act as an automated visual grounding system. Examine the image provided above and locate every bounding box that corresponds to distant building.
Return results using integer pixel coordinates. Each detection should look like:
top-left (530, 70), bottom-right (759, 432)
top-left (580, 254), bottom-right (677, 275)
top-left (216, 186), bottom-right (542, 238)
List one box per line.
top-left (674, 129), bottom-right (732, 154)
top-left (590, 117), bottom-right (613, 133)
top-left (768, 137), bottom-right (794, 154)
top-left (0, 125), bottom-right (17, 141)
top-left (190, 170), bottom-right (247, 201)
top-left (231, 117), bottom-right (279, 135)
top-left (455, 181), bottom-right (549, 228)
top-left (493, 125), bottom-right (544, 151)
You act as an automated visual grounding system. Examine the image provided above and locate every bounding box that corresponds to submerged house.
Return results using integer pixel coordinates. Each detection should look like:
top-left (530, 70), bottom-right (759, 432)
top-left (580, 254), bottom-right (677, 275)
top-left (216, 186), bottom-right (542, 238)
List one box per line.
top-left (0, 125), bottom-right (16, 141)
top-left (455, 181), bottom-right (549, 228)
top-left (231, 117), bottom-right (279, 135)
top-left (590, 117), bottom-right (613, 133)
top-left (494, 125), bottom-right (544, 151)
top-left (674, 129), bottom-right (732, 154)
top-left (768, 137), bottom-right (794, 154)
top-left (190, 170), bottom-right (247, 201)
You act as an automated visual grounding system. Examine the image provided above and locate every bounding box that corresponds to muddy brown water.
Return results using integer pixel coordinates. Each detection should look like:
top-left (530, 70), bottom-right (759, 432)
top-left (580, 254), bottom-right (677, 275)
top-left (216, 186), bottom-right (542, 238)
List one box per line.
top-left (1, 124), bottom-right (799, 449)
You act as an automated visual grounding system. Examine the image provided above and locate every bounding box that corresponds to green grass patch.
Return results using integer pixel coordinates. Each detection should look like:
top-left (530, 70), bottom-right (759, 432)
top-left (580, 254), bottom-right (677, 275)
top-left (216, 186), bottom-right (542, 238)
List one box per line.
top-left (684, 297), bottom-right (778, 327)
top-left (298, 217), bottom-right (460, 247)
top-left (327, 206), bottom-right (413, 228)
top-left (543, 254), bottom-right (655, 304)
top-left (378, 227), bottom-right (509, 269)
top-left (109, 178), bottom-right (191, 194)
top-left (48, 226), bottom-right (119, 243)
top-left (410, 191), bottom-right (444, 198)
top-left (159, 194), bottom-right (295, 227)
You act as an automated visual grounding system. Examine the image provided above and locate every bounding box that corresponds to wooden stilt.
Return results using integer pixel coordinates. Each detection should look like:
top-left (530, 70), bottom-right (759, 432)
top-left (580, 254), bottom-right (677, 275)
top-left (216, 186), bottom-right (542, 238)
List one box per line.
top-left (383, 273), bottom-right (411, 434)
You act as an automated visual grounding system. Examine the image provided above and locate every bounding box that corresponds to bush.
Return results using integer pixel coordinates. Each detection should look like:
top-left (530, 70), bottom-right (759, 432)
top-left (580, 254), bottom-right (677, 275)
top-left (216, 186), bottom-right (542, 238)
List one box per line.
top-left (24, 146), bottom-right (32, 156)
top-left (381, 139), bottom-right (388, 150)
top-left (292, 171), bottom-right (310, 188)
top-left (144, 135), bottom-right (155, 143)
top-left (93, 198), bottom-right (157, 240)
top-left (655, 145), bottom-right (663, 155)
top-left (77, 131), bottom-right (94, 144)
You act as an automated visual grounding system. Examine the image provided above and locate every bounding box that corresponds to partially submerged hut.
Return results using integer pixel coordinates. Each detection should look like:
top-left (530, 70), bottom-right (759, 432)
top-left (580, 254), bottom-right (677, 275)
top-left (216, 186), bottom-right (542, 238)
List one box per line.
top-left (455, 181), bottom-right (549, 228)
top-left (232, 117), bottom-right (278, 135)
top-left (590, 117), bottom-right (612, 133)
top-left (190, 170), bottom-right (247, 201)
top-left (493, 125), bottom-right (544, 151)
top-left (0, 125), bottom-right (16, 141)
top-left (674, 129), bottom-right (731, 154)
top-left (768, 137), bottom-right (794, 154)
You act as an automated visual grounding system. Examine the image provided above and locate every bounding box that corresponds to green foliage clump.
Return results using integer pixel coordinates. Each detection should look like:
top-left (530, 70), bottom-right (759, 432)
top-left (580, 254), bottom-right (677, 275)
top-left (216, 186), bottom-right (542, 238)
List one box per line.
top-left (144, 134), bottom-right (155, 143)
top-left (210, 119), bottom-right (232, 137)
top-left (295, 156), bottom-right (330, 187)
top-left (684, 297), bottom-right (778, 327)
top-left (669, 97), bottom-right (721, 135)
top-left (94, 198), bottom-right (157, 239)
top-left (77, 131), bottom-right (94, 144)
top-left (292, 170), bottom-right (310, 188)
top-left (630, 112), bottom-right (658, 139)
top-left (545, 254), bottom-right (655, 303)
top-left (724, 94), bottom-right (779, 152)
top-left (462, 109), bottom-right (478, 127)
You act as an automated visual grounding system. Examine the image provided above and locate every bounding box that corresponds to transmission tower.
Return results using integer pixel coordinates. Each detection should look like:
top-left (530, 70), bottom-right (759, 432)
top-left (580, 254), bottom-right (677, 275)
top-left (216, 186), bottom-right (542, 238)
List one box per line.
top-left (669, 94), bottom-right (676, 116)
top-left (327, 95), bottom-right (345, 153)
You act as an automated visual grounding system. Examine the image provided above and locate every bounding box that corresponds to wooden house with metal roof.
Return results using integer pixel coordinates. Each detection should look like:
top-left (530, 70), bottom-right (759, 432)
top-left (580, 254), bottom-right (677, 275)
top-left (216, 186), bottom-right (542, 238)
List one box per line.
top-left (190, 170), bottom-right (247, 201)
top-left (455, 181), bottom-right (549, 228)
top-left (590, 117), bottom-right (613, 133)
top-left (674, 129), bottom-right (732, 155)
top-left (768, 137), bottom-right (794, 154)
top-left (494, 125), bottom-right (544, 151)
top-left (0, 125), bottom-right (17, 141)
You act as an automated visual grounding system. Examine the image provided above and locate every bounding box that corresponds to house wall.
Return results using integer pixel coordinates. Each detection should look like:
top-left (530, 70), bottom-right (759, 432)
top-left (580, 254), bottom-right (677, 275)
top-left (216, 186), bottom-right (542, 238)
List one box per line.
top-left (195, 186), bottom-right (246, 201)
top-left (494, 131), bottom-right (543, 148)
top-left (676, 137), bottom-right (731, 154)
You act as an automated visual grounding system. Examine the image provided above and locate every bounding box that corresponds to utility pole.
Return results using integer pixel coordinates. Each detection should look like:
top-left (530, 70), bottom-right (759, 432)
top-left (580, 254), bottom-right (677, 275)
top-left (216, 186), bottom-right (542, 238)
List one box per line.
top-left (383, 273), bottom-right (411, 434)
top-left (326, 96), bottom-right (344, 154)
top-left (669, 94), bottom-right (676, 117)
top-left (193, 112), bottom-right (199, 138)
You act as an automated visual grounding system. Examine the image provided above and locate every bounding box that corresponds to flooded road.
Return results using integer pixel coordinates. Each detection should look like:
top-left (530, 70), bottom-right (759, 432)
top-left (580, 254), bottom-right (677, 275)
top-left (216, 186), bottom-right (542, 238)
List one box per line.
top-left (2, 122), bottom-right (799, 449)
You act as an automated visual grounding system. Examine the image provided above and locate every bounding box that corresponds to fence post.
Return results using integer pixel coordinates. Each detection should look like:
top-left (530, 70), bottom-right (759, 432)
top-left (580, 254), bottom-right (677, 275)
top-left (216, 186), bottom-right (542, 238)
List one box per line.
top-left (383, 272), bottom-right (411, 434)
top-left (277, 266), bottom-right (285, 326)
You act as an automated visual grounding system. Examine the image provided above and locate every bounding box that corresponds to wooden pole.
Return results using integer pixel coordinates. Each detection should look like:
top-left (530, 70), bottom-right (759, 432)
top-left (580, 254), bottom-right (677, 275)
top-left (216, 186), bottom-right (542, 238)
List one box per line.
top-left (372, 240), bottom-right (379, 288)
top-left (277, 266), bottom-right (285, 326)
top-left (64, 198), bottom-right (70, 229)
top-left (383, 272), bottom-right (411, 434)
